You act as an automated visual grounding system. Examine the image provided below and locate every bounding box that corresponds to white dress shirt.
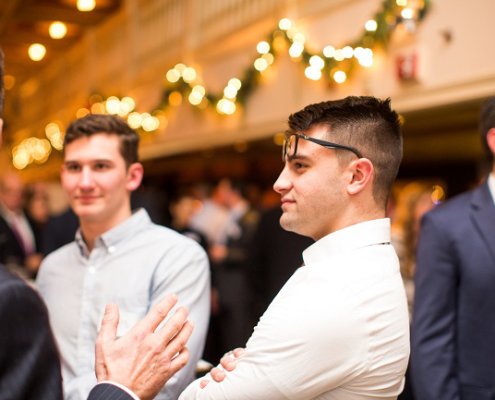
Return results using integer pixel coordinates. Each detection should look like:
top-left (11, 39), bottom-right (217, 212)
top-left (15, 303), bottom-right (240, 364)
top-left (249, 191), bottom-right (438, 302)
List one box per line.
top-left (180, 218), bottom-right (410, 400)
top-left (37, 209), bottom-right (211, 400)
top-left (488, 172), bottom-right (495, 205)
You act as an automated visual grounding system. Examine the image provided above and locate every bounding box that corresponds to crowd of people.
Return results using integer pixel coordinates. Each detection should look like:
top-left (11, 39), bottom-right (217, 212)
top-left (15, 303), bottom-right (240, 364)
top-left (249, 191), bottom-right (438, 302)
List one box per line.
top-left (1, 46), bottom-right (495, 400)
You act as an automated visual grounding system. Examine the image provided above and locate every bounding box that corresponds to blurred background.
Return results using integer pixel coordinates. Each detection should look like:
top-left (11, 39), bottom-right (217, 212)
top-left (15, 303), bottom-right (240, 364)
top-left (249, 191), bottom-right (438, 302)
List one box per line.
top-left (0, 0), bottom-right (492, 212)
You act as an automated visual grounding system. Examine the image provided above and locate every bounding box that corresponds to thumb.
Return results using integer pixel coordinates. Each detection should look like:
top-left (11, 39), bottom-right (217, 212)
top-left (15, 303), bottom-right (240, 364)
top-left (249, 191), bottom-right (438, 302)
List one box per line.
top-left (95, 304), bottom-right (120, 380)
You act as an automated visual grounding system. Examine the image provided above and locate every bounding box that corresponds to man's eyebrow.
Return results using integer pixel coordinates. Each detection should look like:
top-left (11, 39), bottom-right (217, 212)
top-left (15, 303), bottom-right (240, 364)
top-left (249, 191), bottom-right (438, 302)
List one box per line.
top-left (287, 154), bottom-right (311, 162)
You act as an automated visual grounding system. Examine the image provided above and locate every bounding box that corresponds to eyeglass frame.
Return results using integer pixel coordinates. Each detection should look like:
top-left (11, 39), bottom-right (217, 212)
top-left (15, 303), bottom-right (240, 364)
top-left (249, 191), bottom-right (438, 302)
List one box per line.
top-left (282, 132), bottom-right (363, 161)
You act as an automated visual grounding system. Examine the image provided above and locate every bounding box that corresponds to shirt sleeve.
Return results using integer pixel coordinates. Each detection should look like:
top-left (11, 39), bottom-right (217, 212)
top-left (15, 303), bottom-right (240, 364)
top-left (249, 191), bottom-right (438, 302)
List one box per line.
top-left (179, 271), bottom-right (367, 400)
top-left (151, 238), bottom-right (211, 399)
top-left (88, 381), bottom-right (140, 400)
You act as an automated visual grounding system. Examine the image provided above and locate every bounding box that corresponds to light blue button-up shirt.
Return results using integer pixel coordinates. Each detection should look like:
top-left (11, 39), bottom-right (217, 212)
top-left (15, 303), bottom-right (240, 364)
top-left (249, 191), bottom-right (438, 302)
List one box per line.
top-left (37, 209), bottom-right (210, 400)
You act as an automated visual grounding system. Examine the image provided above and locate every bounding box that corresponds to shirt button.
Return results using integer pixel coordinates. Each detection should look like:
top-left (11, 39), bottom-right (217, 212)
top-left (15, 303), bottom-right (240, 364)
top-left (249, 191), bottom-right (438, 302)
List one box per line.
top-left (88, 266), bottom-right (96, 274)
top-left (108, 246), bottom-right (116, 254)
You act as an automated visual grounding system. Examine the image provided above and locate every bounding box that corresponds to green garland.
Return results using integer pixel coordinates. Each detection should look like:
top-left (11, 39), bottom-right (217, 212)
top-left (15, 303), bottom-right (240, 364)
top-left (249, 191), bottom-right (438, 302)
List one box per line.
top-left (154, 0), bottom-right (431, 117)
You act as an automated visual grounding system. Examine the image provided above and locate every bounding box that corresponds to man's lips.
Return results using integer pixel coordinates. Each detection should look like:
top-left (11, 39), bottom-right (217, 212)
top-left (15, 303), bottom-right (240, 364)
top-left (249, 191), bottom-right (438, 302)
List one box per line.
top-left (281, 198), bottom-right (295, 207)
top-left (75, 195), bottom-right (99, 202)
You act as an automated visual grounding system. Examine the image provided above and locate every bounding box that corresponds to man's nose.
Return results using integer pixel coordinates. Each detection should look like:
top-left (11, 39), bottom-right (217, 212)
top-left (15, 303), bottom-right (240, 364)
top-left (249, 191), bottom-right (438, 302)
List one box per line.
top-left (79, 167), bottom-right (94, 188)
top-left (273, 165), bottom-right (291, 194)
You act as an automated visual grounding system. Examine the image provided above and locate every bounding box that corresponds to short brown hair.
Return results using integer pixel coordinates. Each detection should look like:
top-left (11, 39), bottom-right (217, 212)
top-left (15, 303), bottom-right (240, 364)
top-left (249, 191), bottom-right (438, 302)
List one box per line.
top-left (287, 96), bottom-right (403, 206)
top-left (64, 114), bottom-right (139, 166)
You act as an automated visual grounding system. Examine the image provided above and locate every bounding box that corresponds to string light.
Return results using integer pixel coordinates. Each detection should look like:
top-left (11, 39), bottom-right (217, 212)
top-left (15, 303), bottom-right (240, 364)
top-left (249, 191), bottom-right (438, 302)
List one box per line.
top-left (278, 18), bottom-right (292, 31)
top-left (49, 22), bottom-right (67, 39)
top-left (365, 19), bottom-right (378, 32)
top-left (401, 8), bottom-right (414, 19)
top-left (28, 44), bottom-right (46, 61)
top-left (333, 70), bottom-right (347, 84)
top-left (256, 41), bottom-right (270, 54)
top-left (13, 2), bottom-right (432, 169)
top-left (77, 0), bottom-right (95, 12)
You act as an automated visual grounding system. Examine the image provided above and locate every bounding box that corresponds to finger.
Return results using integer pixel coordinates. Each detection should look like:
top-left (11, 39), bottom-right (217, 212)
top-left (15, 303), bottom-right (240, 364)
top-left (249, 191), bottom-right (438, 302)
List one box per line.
top-left (210, 367), bottom-right (226, 382)
top-left (97, 304), bottom-right (120, 344)
top-left (199, 379), bottom-right (210, 389)
top-left (95, 304), bottom-right (120, 380)
top-left (138, 294), bottom-right (178, 333)
top-left (220, 357), bottom-right (236, 372)
top-left (232, 348), bottom-right (246, 358)
top-left (157, 307), bottom-right (190, 348)
top-left (162, 320), bottom-right (193, 359)
top-left (168, 347), bottom-right (190, 375)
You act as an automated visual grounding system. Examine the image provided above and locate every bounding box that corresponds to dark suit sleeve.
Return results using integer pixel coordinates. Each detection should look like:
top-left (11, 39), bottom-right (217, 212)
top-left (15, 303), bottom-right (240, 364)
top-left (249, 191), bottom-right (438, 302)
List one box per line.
top-left (87, 383), bottom-right (136, 400)
top-left (411, 213), bottom-right (460, 400)
top-left (0, 275), bottom-right (63, 399)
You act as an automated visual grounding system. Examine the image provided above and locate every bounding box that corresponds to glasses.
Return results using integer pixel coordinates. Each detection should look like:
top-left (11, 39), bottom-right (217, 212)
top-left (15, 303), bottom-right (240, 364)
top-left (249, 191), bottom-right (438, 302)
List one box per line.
top-left (282, 132), bottom-right (363, 161)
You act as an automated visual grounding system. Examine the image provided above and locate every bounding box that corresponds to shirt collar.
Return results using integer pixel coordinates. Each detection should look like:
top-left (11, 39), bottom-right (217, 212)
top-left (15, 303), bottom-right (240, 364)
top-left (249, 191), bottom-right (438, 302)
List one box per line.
top-left (76, 208), bottom-right (151, 256)
top-left (302, 218), bottom-right (391, 266)
top-left (488, 173), bottom-right (495, 206)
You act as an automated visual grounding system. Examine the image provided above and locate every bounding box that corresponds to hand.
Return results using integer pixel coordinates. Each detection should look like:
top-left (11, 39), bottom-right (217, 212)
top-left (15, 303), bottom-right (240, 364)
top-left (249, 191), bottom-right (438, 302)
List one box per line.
top-left (199, 348), bottom-right (245, 388)
top-left (95, 294), bottom-right (193, 400)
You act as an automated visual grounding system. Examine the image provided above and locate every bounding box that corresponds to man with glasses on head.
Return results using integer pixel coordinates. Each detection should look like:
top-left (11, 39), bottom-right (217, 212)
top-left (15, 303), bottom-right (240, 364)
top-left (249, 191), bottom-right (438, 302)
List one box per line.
top-left (180, 96), bottom-right (410, 399)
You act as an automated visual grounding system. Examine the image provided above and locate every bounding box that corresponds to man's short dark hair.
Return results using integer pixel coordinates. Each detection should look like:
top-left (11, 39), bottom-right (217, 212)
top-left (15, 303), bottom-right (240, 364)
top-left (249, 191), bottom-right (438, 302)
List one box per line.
top-left (64, 114), bottom-right (140, 166)
top-left (287, 96), bottom-right (403, 206)
top-left (0, 49), bottom-right (4, 116)
top-left (479, 97), bottom-right (495, 163)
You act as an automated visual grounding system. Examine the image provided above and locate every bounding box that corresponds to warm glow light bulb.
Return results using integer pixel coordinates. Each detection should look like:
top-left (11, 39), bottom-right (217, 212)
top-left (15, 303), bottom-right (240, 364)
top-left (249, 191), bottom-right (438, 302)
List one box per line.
top-left (105, 96), bottom-right (121, 114)
top-left (288, 42), bottom-right (304, 58)
top-left (28, 43), bottom-right (46, 61)
top-left (49, 21), bottom-right (67, 39)
top-left (182, 67), bottom-right (197, 83)
top-left (333, 70), bottom-right (347, 84)
top-left (396, 0), bottom-right (408, 6)
top-left (256, 41), bottom-right (270, 54)
top-left (309, 55), bottom-right (324, 70)
top-left (262, 53), bottom-right (274, 65)
top-left (401, 8), bottom-right (414, 19)
top-left (228, 78), bottom-right (242, 90)
top-left (323, 45), bottom-right (336, 58)
top-left (278, 18), bottom-right (292, 31)
top-left (254, 58), bottom-right (268, 71)
top-left (166, 69), bottom-right (180, 83)
top-left (304, 66), bottom-right (322, 81)
top-left (77, 0), bottom-right (96, 12)
top-left (365, 19), bottom-right (377, 32)
top-left (127, 112), bottom-right (143, 129)
top-left (334, 49), bottom-right (345, 62)
top-left (224, 86), bottom-right (237, 99)
top-left (342, 46), bottom-right (354, 59)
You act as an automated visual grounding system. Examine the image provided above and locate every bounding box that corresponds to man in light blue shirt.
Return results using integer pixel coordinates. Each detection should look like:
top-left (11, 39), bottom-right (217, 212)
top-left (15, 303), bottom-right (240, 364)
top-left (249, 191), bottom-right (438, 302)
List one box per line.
top-left (37, 114), bottom-right (210, 400)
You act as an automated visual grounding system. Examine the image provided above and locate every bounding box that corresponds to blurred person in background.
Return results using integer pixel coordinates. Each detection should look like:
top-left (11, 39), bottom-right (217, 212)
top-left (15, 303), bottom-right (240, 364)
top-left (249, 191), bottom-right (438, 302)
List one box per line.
top-left (391, 181), bottom-right (439, 400)
top-left (36, 113), bottom-right (210, 400)
top-left (169, 188), bottom-right (208, 250)
top-left (249, 205), bottom-right (313, 324)
top-left (391, 181), bottom-right (439, 317)
top-left (412, 97), bottom-right (495, 400)
top-left (0, 171), bottom-right (43, 278)
top-left (209, 178), bottom-right (260, 354)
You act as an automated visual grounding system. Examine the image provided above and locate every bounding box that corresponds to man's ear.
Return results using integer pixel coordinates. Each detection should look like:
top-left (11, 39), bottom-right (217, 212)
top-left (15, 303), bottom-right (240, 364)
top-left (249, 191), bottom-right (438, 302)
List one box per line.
top-left (346, 158), bottom-right (374, 196)
top-left (487, 128), bottom-right (495, 155)
top-left (126, 162), bottom-right (144, 192)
